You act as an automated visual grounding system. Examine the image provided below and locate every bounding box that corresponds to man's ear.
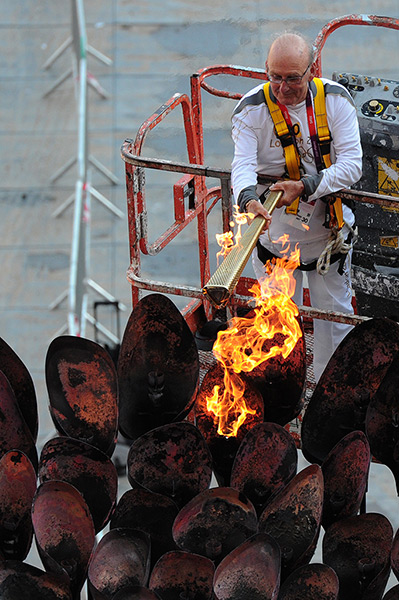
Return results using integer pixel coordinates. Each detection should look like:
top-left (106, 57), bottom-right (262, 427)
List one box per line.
top-left (308, 62), bottom-right (317, 81)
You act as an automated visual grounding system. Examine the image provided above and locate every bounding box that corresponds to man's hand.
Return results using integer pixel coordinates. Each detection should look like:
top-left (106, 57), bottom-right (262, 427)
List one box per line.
top-left (245, 199), bottom-right (272, 231)
top-left (269, 180), bottom-right (305, 208)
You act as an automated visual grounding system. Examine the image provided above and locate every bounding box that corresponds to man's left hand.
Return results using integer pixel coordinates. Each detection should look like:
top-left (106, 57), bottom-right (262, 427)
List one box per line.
top-left (270, 180), bottom-right (305, 208)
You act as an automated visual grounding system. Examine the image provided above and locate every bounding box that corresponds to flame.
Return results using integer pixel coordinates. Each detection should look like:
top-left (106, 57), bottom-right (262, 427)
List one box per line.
top-left (205, 369), bottom-right (255, 438)
top-left (206, 231), bottom-right (303, 437)
top-left (215, 205), bottom-right (248, 265)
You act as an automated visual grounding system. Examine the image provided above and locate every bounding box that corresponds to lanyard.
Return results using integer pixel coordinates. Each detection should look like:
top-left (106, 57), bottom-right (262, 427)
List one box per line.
top-left (305, 90), bottom-right (324, 172)
top-left (276, 89), bottom-right (325, 173)
top-left (275, 99), bottom-right (301, 155)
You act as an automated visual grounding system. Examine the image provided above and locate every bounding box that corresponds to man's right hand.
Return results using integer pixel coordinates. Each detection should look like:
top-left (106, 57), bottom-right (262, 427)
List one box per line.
top-left (245, 199), bottom-right (272, 231)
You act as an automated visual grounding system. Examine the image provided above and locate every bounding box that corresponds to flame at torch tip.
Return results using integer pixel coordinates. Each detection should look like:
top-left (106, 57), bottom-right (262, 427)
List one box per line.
top-left (215, 204), bottom-right (247, 265)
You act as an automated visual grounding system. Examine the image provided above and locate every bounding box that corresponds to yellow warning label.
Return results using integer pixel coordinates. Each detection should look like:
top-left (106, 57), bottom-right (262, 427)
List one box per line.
top-left (378, 156), bottom-right (399, 197)
top-left (380, 236), bottom-right (399, 249)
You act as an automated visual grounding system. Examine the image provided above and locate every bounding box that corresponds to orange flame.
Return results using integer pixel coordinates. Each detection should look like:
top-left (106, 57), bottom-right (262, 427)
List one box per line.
top-left (215, 205), bottom-right (248, 265)
top-left (206, 232), bottom-right (303, 437)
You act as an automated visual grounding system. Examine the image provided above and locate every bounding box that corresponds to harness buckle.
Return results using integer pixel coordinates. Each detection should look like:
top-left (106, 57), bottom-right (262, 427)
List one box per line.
top-left (279, 132), bottom-right (294, 148)
top-left (319, 138), bottom-right (332, 157)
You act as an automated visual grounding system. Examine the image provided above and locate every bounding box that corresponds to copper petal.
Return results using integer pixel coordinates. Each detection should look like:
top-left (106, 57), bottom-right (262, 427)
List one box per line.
top-left (278, 563), bottom-right (339, 600)
top-left (0, 370), bottom-right (37, 471)
top-left (301, 318), bottom-right (399, 464)
top-left (110, 488), bottom-right (178, 568)
top-left (45, 335), bottom-right (118, 456)
top-left (321, 430), bottom-right (370, 530)
top-left (0, 335), bottom-right (38, 442)
top-left (230, 421), bottom-right (298, 516)
top-left (32, 480), bottom-right (95, 597)
top-left (0, 450), bottom-right (36, 561)
top-left (117, 293), bottom-right (199, 440)
top-left (366, 352), bottom-right (399, 493)
top-left (213, 532), bottom-right (280, 600)
top-left (0, 560), bottom-right (72, 599)
top-left (88, 528), bottom-right (151, 599)
top-left (259, 464), bottom-right (324, 581)
top-left (149, 550), bottom-right (214, 600)
top-left (392, 527), bottom-right (399, 581)
top-left (111, 587), bottom-right (160, 600)
top-left (127, 421), bottom-right (212, 508)
top-left (39, 436), bottom-right (118, 534)
top-left (172, 486), bottom-right (258, 563)
top-left (323, 512), bottom-right (393, 600)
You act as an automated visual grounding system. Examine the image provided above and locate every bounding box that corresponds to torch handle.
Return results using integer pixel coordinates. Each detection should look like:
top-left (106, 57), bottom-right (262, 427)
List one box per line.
top-left (202, 190), bottom-right (283, 308)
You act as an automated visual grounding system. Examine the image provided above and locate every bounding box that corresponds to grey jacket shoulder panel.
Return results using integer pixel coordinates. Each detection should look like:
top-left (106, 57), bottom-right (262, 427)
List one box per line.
top-left (233, 87), bottom-right (266, 117)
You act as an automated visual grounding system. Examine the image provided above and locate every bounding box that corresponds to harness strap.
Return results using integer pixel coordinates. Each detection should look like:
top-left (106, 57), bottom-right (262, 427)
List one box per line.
top-left (312, 77), bottom-right (332, 166)
top-left (312, 78), bottom-right (344, 230)
top-left (263, 79), bottom-right (344, 230)
top-left (263, 82), bottom-right (301, 215)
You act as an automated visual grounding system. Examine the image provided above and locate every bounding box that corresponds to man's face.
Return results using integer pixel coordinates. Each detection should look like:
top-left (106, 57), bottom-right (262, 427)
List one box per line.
top-left (266, 45), bottom-right (314, 106)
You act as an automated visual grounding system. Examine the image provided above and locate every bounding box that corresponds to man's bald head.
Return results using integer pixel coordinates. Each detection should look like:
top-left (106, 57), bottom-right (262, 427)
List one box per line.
top-left (268, 32), bottom-right (313, 65)
top-left (266, 32), bottom-right (315, 105)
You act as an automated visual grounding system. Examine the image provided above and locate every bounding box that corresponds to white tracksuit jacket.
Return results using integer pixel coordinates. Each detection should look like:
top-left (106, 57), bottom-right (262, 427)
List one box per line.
top-left (231, 78), bottom-right (363, 263)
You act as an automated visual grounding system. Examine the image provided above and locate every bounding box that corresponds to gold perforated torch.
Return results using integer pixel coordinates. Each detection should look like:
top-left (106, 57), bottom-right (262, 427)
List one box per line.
top-left (202, 190), bottom-right (283, 308)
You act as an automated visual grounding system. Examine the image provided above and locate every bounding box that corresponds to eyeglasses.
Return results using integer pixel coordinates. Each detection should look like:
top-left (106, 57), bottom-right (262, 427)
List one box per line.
top-left (267, 64), bottom-right (311, 86)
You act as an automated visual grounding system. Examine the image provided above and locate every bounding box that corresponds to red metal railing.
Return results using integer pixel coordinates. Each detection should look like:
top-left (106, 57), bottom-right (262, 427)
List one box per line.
top-left (120, 15), bottom-right (399, 332)
top-left (313, 14), bottom-right (399, 75)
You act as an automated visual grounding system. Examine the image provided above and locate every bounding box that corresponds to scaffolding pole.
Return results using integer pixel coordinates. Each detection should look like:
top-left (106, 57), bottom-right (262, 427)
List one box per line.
top-left (47, 0), bottom-right (124, 341)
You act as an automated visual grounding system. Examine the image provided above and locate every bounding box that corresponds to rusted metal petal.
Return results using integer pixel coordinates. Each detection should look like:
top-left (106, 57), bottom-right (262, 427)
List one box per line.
top-left (32, 480), bottom-right (95, 597)
top-left (117, 293), bottom-right (199, 441)
top-left (301, 318), bottom-right (399, 464)
top-left (321, 430), bottom-right (370, 530)
top-left (384, 585), bottom-right (399, 599)
top-left (0, 560), bottom-right (72, 599)
top-left (0, 450), bottom-right (36, 560)
top-left (213, 532), bottom-right (280, 600)
top-left (111, 587), bottom-right (160, 600)
top-left (149, 550), bottom-right (214, 600)
top-left (230, 422), bottom-right (298, 516)
top-left (391, 527), bottom-right (399, 581)
top-left (38, 436), bottom-right (118, 534)
top-left (172, 486), bottom-right (258, 563)
top-left (87, 528), bottom-right (151, 599)
top-left (0, 335), bottom-right (38, 442)
top-left (0, 370), bottom-right (38, 471)
top-left (278, 563), bottom-right (339, 600)
top-left (365, 352), bottom-right (399, 494)
top-left (195, 361), bottom-right (264, 486)
top-left (323, 512), bottom-right (393, 600)
top-left (127, 421), bottom-right (213, 509)
top-left (110, 488), bottom-right (178, 568)
top-left (242, 313), bottom-right (306, 426)
top-left (258, 464), bottom-right (324, 581)
top-left (45, 335), bottom-right (118, 456)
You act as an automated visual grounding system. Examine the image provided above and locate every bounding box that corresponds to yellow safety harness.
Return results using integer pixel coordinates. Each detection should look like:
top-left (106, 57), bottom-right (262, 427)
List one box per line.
top-left (263, 78), bottom-right (344, 229)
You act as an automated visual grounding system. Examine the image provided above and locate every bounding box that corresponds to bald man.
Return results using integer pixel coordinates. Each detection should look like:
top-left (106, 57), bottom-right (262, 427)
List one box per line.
top-left (231, 32), bottom-right (362, 381)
